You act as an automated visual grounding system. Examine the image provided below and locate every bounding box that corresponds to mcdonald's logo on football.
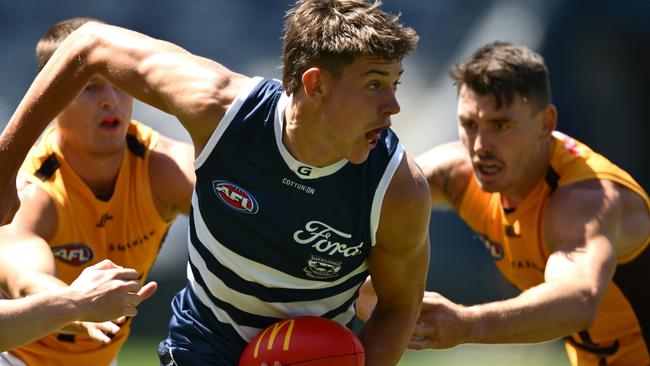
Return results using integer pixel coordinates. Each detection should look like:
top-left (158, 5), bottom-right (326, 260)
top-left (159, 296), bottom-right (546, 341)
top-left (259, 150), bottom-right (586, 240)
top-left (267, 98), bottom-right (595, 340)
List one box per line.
top-left (253, 319), bottom-right (296, 358)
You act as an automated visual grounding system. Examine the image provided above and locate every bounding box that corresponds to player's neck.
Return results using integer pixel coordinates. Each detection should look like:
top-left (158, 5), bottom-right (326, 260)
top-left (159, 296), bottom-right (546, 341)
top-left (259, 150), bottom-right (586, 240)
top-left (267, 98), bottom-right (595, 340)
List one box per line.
top-left (500, 139), bottom-right (553, 209)
top-left (60, 144), bottom-right (125, 201)
top-left (283, 103), bottom-right (342, 167)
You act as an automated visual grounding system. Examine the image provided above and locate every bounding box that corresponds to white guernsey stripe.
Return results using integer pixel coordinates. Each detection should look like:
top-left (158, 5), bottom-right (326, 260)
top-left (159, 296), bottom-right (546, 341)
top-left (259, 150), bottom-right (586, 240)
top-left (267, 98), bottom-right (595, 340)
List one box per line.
top-left (191, 192), bottom-right (369, 289)
top-left (188, 264), bottom-right (357, 342)
top-left (187, 265), bottom-right (261, 341)
top-left (194, 76), bottom-right (264, 169)
top-left (370, 143), bottom-right (404, 246)
top-left (188, 242), bottom-right (359, 318)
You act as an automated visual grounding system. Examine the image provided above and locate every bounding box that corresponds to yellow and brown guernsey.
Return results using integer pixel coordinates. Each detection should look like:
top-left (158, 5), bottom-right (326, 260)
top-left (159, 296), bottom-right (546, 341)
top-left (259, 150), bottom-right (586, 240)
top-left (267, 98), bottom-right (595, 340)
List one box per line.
top-left (458, 131), bottom-right (650, 366)
top-left (12, 121), bottom-right (174, 366)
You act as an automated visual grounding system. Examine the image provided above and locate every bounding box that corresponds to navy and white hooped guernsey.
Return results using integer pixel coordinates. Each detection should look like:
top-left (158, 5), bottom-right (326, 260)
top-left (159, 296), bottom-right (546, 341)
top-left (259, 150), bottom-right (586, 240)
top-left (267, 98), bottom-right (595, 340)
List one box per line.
top-left (166, 77), bottom-right (403, 360)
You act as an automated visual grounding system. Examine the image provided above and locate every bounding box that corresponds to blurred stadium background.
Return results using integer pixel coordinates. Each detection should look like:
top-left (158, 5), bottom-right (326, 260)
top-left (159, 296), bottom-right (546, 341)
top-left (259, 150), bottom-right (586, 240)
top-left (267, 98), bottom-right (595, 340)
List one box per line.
top-left (1, 0), bottom-right (648, 364)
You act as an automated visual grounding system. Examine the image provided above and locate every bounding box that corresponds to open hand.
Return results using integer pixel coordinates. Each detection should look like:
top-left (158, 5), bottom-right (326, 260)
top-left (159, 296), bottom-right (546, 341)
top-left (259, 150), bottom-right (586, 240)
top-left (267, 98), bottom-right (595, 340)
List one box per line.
top-left (68, 259), bottom-right (158, 325)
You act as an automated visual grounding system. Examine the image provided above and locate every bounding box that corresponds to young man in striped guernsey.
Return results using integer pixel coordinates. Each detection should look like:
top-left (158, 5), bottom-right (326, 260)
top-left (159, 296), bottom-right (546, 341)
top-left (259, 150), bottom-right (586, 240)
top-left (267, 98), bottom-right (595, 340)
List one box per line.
top-left (0, 1), bottom-right (432, 365)
top-left (358, 41), bottom-right (650, 366)
top-left (0, 18), bottom-right (194, 366)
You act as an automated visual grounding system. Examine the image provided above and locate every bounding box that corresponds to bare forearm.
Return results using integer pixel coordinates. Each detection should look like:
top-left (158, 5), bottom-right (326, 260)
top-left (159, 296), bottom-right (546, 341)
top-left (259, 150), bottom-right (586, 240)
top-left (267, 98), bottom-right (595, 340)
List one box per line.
top-left (0, 290), bottom-right (79, 351)
top-left (1, 33), bottom-right (93, 175)
top-left (359, 306), bottom-right (417, 365)
top-left (11, 271), bottom-right (68, 298)
top-left (467, 282), bottom-right (596, 344)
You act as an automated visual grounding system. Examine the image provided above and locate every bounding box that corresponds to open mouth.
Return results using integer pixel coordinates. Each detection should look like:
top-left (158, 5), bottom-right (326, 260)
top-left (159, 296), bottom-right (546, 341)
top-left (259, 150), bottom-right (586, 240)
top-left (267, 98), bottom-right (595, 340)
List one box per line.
top-left (365, 126), bottom-right (389, 148)
top-left (475, 159), bottom-right (503, 178)
top-left (100, 115), bottom-right (121, 129)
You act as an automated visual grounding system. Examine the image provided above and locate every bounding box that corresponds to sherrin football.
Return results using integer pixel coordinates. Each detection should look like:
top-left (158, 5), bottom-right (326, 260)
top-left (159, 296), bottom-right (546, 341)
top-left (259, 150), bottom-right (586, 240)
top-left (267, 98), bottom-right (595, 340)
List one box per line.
top-left (239, 316), bottom-right (365, 366)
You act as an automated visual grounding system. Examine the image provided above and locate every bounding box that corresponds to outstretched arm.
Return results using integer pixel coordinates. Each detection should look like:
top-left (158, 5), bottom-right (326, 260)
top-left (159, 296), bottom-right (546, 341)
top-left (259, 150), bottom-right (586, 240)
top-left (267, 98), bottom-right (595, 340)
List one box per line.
top-left (410, 179), bottom-right (627, 349)
top-left (0, 21), bottom-right (248, 220)
top-left (0, 259), bottom-right (156, 352)
top-left (359, 154), bottom-right (431, 365)
top-left (0, 182), bottom-right (156, 344)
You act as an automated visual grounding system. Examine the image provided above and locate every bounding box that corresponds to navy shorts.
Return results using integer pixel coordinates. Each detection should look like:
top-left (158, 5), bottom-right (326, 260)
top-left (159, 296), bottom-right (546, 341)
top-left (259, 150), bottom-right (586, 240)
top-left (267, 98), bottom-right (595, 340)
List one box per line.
top-left (158, 286), bottom-right (248, 366)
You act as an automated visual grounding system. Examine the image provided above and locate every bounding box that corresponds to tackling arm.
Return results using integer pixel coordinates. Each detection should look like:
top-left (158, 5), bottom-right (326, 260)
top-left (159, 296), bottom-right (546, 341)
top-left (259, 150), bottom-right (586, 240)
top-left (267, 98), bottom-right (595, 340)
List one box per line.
top-left (0, 259), bottom-right (155, 352)
top-left (410, 179), bottom-right (621, 348)
top-left (0, 21), bottom-right (248, 220)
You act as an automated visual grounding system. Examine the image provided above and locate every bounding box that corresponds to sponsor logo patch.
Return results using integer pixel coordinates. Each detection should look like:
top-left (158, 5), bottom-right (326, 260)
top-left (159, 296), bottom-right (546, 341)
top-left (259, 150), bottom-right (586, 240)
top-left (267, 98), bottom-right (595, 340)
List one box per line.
top-left (212, 180), bottom-right (259, 214)
top-left (52, 243), bottom-right (94, 266)
top-left (96, 212), bottom-right (114, 228)
top-left (477, 234), bottom-right (504, 260)
top-left (293, 220), bottom-right (364, 257)
top-left (304, 255), bottom-right (342, 279)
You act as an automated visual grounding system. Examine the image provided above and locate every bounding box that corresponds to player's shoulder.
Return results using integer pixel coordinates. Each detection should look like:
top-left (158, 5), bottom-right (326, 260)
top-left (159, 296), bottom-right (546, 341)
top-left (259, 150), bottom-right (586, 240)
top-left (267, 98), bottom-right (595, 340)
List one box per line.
top-left (149, 135), bottom-right (194, 182)
top-left (384, 153), bottom-right (432, 215)
top-left (13, 178), bottom-right (58, 239)
top-left (544, 179), bottom-right (625, 239)
top-left (416, 141), bottom-right (472, 180)
top-left (415, 141), bottom-right (473, 207)
top-left (148, 134), bottom-right (195, 216)
top-left (375, 152), bottom-right (431, 251)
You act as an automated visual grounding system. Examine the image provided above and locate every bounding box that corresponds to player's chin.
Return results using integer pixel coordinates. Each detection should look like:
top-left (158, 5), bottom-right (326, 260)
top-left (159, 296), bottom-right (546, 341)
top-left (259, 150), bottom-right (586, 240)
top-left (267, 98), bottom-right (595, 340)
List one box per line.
top-left (474, 172), bottom-right (507, 192)
top-left (347, 149), bottom-right (372, 165)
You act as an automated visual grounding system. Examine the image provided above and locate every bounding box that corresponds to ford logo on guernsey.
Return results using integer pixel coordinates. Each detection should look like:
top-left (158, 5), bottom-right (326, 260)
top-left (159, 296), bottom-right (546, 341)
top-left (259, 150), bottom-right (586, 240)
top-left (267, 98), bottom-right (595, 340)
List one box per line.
top-left (212, 180), bottom-right (259, 214)
top-left (52, 243), bottom-right (94, 266)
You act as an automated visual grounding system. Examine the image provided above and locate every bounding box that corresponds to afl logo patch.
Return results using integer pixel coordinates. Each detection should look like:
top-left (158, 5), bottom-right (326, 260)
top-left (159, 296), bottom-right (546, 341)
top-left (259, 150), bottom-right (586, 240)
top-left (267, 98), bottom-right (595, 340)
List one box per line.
top-left (212, 180), bottom-right (259, 214)
top-left (52, 243), bottom-right (94, 266)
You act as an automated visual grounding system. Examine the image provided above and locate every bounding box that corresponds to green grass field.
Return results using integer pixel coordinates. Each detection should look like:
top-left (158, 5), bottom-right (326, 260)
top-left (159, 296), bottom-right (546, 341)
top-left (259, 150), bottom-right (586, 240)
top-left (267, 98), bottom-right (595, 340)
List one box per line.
top-left (118, 336), bottom-right (570, 365)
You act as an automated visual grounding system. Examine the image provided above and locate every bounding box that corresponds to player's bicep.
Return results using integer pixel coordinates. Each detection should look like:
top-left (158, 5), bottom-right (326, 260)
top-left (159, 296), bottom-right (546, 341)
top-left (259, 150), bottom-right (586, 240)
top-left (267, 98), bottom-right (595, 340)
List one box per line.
top-left (370, 156), bottom-right (431, 308)
top-left (78, 23), bottom-right (249, 145)
top-left (0, 182), bottom-right (59, 294)
top-left (0, 225), bottom-right (59, 298)
top-left (544, 181), bottom-right (619, 293)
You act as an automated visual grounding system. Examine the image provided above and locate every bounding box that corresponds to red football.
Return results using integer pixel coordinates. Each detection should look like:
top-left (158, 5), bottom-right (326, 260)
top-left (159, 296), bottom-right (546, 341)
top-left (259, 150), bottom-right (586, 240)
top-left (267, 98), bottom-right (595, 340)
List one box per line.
top-left (239, 316), bottom-right (365, 366)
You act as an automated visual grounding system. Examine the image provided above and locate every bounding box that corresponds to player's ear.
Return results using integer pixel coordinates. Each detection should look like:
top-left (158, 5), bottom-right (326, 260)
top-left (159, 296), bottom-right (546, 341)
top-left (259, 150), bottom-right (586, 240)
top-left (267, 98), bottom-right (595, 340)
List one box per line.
top-left (301, 67), bottom-right (329, 99)
top-left (540, 104), bottom-right (557, 137)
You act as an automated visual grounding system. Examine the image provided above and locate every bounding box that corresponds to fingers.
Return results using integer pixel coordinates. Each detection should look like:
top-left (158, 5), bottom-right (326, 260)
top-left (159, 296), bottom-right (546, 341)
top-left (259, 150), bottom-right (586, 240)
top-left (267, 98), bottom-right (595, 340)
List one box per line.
top-left (95, 321), bottom-right (121, 336)
top-left (121, 283), bottom-right (156, 318)
top-left (76, 262), bottom-right (139, 285)
top-left (135, 281), bottom-right (158, 302)
top-left (408, 335), bottom-right (431, 350)
top-left (86, 326), bottom-right (112, 344)
top-left (89, 259), bottom-right (122, 270)
top-left (58, 321), bottom-right (86, 335)
top-left (411, 321), bottom-right (433, 339)
top-left (409, 320), bottom-right (436, 350)
top-left (80, 321), bottom-right (122, 344)
top-left (111, 268), bottom-right (140, 281)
